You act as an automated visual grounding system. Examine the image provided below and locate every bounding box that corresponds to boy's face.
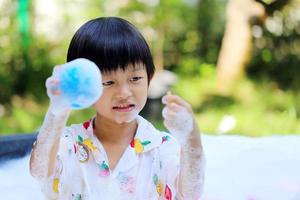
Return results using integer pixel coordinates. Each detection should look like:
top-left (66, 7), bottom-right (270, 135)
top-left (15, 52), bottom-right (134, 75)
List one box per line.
top-left (93, 64), bottom-right (148, 124)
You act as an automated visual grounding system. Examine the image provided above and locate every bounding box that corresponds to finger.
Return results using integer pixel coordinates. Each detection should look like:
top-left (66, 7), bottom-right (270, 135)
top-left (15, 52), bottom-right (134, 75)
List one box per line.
top-left (162, 106), bottom-right (178, 119)
top-left (51, 89), bottom-right (61, 96)
top-left (162, 96), bottom-right (193, 113)
top-left (50, 79), bottom-right (60, 85)
top-left (162, 94), bottom-right (192, 112)
top-left (163, 119), bottom-right (174, 131)
top-left (47, 87), bottom-right (61, 97)
top-left (46, 77), bottom-right (60, 87)
top-left (167, 102), bottom-right (182, 111)
top-left (163, 118), bottom-right (183, 132)
top-left (46, 77), bottom-right (61, 97)
top-left (162, 105), bottom-right (188, 124)
top-left (162, 102), bottom-right (191, 119)
top-left (162, 94), bottom-right (190, 108)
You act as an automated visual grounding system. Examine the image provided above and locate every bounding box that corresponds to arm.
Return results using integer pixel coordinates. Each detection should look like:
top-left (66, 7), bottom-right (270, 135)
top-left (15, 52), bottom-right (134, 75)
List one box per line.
top-left (162, 94), bottom-right (205, 200)
top-left (29, 73), bottom-right (71, 180)
top-left (177, 120), bottom-right (205, 200)
top-left (29, 109), bottom-right (70, 180)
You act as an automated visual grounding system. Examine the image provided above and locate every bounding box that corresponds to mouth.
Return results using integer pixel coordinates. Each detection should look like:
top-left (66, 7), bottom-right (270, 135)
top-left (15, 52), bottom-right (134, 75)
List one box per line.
top-left (112, 104), bottom-right (135, 112)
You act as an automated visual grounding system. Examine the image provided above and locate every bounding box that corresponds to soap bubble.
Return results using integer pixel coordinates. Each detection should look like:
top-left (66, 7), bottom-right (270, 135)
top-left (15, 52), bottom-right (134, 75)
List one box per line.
top-left (54, 58), bottom-right (103, 110)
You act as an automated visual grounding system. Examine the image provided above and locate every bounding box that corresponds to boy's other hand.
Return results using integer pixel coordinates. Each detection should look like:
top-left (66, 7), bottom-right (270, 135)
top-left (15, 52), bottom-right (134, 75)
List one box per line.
top-left (161, 93), bottom-right (195, 144)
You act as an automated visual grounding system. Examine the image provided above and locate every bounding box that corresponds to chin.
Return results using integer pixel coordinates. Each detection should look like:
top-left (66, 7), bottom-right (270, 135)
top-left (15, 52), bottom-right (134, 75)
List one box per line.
top-left (114, 112), bottom-right (139, 124)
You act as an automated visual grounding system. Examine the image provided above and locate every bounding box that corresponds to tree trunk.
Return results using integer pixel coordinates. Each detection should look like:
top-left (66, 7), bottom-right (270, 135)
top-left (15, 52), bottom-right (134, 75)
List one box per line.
top-left (216, 0), bottom-right (265, 95)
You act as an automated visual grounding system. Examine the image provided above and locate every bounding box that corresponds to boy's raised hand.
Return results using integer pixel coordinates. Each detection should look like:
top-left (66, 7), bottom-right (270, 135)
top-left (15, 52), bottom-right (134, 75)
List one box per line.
top-left (46, 58), bottom-right (103, 115)
top-left (162, 93), bottom-right (195, 145)
top-left (46, 65), bottom-right (70, 115)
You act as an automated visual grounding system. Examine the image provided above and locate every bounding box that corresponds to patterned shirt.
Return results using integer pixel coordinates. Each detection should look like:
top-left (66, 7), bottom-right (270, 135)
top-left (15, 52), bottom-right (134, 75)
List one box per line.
top-left (41, 115), bottom-right (181, 200)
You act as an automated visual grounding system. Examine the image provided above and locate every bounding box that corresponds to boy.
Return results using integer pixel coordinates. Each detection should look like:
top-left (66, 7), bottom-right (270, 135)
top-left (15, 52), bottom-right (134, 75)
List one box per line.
top-left (30, 17), bottom-right (205, 200)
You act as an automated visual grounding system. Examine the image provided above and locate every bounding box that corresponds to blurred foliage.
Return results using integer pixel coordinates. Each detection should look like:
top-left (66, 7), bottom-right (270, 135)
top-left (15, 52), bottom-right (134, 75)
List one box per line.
top-left (248, 1), bottom-right (300, 90)
top-left (0, 0), bottom-right (63, 104)
top-left (172, 64), bottom-right (300, 136)
top-left (0, 0), bottom-right (299, 135)
top-left (0, 95), bottom-right (96, 134)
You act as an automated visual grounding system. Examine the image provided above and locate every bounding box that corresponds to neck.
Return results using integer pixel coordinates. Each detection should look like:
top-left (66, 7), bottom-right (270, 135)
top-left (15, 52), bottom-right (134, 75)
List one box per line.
top-left (93, 113), bottom-right (137, 145)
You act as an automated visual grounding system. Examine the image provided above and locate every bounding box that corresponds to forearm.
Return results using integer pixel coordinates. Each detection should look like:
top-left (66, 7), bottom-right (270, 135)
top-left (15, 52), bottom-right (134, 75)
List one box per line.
top-left (161, 94), bottom-right (205, 199)
top-left (29, 108), bottom-right (70, 180)
top-left (177, 121), bottom-right (205, 200)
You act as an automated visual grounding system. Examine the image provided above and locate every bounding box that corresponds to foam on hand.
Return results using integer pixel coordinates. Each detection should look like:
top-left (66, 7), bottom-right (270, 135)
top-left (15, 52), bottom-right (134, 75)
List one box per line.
top-left (55, 58), bottom-right (103, 110)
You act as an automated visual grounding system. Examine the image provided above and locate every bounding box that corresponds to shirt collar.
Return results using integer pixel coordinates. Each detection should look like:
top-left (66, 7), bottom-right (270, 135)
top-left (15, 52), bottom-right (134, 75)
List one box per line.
top-left (79, 115), bottom-right (162, 154)
top-left (74, 115), bottom-right (164, 174)
top-left (129, 115), bottom-right (162, 154)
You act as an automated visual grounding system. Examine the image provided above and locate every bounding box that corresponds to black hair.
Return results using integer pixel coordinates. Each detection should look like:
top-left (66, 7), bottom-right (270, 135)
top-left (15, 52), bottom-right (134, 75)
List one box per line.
top-left (67, 17), bottom-right (155, 83)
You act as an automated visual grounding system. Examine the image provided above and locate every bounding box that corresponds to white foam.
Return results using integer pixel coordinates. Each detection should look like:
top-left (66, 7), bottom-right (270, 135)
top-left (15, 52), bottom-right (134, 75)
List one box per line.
top-left (1, 135), bottom-right (300, 200)
top-left (0, 156), bottom-right (45, 200)
top-left (201, 135), bottom-right (300, 200)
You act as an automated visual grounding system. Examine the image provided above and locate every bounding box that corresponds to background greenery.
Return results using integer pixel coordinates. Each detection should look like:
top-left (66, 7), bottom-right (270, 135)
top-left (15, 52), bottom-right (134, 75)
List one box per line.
top-left (0, 0), bottom-right (299, 136)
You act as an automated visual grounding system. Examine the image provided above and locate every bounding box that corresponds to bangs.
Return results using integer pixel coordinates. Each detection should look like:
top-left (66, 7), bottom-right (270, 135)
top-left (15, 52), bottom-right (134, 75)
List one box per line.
top-left (67, 17), bottom-right (155, 78)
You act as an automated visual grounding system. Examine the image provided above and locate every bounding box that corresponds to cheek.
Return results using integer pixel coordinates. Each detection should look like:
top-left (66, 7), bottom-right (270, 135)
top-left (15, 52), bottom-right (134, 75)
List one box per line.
top-left (93, 94), bottom-right (109, 110)
top-left (137, 86), bottom-right (148, 106)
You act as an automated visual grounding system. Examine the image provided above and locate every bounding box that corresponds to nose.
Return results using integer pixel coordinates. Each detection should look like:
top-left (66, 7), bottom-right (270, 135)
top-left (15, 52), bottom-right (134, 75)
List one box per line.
top-left (115, 84), bottom-right (132, 99)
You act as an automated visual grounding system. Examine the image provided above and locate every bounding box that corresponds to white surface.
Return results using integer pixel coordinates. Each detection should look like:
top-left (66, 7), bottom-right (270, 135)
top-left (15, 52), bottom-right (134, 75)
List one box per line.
top-left (1, 134), bottom-right (300, 200)
top-left (201, 135), bottom-right (300, 200)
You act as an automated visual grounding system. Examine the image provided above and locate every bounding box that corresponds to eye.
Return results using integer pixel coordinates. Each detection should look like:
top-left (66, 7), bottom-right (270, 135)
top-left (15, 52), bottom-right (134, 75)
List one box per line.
top-left (130, 77), bottom-right (143, 83)
top-left (102, 81), bottom-right (114, 86)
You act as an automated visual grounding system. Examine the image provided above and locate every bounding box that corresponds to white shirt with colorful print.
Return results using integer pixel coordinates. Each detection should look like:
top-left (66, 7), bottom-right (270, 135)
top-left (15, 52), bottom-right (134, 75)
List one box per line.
top-left (40, 115), bottom-right (181, 200)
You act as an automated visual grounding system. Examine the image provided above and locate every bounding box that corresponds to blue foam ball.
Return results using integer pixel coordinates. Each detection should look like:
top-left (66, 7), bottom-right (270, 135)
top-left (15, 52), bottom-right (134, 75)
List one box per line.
top-left (57, 58), bottom-right (102, 109)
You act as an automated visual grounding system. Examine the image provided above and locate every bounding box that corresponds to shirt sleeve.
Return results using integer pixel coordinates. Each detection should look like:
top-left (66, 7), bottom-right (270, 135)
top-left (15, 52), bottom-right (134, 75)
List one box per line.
top-left (158, 132), bottom-right (181, 200)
